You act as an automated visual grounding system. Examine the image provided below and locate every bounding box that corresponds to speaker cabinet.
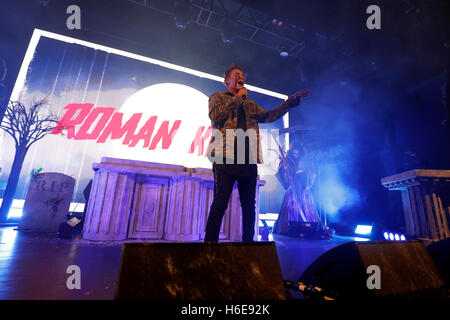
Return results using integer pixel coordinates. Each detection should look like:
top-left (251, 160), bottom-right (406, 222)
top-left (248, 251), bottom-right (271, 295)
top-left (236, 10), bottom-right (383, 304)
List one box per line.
top-left (299, 240), bottom-right (446, 299)
top-left (427, 238), bottom-right (450, 287)
top-left (115, 242), bottom-right (286, 300)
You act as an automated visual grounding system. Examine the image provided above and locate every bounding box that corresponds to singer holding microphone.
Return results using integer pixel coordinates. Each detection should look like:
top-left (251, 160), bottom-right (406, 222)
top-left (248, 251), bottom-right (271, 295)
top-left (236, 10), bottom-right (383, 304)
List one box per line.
top-left (204, 63), bottom-right (310, 242)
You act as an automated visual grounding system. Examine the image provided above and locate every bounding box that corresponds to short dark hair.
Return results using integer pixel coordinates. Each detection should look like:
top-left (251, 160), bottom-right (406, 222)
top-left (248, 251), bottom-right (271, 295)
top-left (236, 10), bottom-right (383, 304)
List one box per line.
top-left (223, 63), bottom-right (243, 86)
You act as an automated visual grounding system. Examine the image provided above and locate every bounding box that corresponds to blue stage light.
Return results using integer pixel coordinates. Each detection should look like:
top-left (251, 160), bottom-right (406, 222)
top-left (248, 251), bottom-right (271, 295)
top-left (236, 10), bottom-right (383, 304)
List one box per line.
top-left (400, 235), bottom-right (406, 241)
top-left (353, 237), bottom-right (370, 242)
top-left (384, 232), bottom-right (389, 240)
top-left (389, 233), bottom-right (394, 240)
top-left (355, 225), bottom-right (372, 235)
top-left (265, 220), bottom-right (276, 228)
top-left (394, 234), bottom-right (400, 241)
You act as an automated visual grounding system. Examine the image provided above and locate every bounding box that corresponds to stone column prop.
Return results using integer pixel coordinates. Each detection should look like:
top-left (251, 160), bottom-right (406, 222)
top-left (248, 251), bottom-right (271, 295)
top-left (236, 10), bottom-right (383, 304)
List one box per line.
top-left (381, 169), bottom-right (450, 241)
top-left (193, 168), bottom-right (216, 240)
top-left (82, 157), bottom-right (267, 242)
top-left (192, 167), bottom-right (238, 240)
top-left (193, 168), bottom-right (265, 241)
top-left (82, 157), bottom-right (188, 241)
top-left (82, 162), bottom-right (136, 241)
top-left (226, 178), bottom-right (265, 241)
top-left (126, 161), bottom-right (188, 240)
top-left (191, 168), bottom-right (239, 240)
top-left (226, 188), bottom-right (243, 241)
top-left (163, 170), bottom-right (202, 241)
top-left (18, 172), bottom-right (75, 232)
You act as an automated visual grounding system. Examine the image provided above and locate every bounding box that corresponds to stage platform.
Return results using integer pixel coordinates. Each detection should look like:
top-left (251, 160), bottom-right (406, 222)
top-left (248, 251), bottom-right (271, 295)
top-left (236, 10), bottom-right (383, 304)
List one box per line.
top-left (0, 226), bottom-right (359, 300)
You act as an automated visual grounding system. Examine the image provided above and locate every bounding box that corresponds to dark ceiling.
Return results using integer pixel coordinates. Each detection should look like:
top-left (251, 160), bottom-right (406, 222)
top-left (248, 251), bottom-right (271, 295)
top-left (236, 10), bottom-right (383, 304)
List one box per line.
top-left (1, 0), bottom-right (449, 96)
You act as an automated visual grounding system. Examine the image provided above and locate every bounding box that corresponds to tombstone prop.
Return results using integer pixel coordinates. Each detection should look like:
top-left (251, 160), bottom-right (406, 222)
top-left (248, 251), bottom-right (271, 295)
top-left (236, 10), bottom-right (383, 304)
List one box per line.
top-left (18, 172), bottom-right (75, 232)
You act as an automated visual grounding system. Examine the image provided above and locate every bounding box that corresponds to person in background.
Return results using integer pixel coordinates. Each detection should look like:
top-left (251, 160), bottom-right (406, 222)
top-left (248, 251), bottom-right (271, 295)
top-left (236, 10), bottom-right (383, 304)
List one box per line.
top-left (274, 141), bottom-right (319, 235)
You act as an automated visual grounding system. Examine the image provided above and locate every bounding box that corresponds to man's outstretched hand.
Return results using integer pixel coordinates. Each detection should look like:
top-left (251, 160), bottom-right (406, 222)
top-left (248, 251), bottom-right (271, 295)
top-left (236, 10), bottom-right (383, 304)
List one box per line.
top-left (286, 89), bottom-right (310, 108)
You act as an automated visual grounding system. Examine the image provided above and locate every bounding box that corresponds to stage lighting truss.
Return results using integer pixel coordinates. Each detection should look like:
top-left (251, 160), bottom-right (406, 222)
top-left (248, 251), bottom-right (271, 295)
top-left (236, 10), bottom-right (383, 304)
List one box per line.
top-left (220, 16), bottom-right (239, 44)
top-left (125, 0), bottom-right (306, 58)
top-left (173, 0), bottom-right (194, 31)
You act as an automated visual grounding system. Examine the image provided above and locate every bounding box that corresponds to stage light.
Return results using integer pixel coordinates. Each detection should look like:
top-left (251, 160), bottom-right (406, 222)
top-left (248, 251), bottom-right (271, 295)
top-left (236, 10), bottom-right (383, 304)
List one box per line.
top-left (173, 0), bottom-right (193, 31)
top-left (1, 198), bottom-right (87, 219)
top-left (380, 228), bottom-right (406, 241)
top-left (265, 220), bottom-right (276, 228)
top-left (259, 213), bottom-right (278, 230)
top-left (355, 225), bottom-right (372, 236)
top-left (271, 19), bottom-right (283, 27)
top-left (0, 227), bottom-right (17, 246)
top-left (220, 17), bottom-right (238, 44)
top-left (366, 223), bottom-right (406, 241)
top-left (279, 45), bottom-right (289, 57)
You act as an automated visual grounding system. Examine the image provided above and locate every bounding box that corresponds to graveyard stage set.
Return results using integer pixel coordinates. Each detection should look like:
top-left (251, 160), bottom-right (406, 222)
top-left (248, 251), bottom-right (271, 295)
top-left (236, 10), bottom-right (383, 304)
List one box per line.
top-left (0, 0), bottom-right (449, 304)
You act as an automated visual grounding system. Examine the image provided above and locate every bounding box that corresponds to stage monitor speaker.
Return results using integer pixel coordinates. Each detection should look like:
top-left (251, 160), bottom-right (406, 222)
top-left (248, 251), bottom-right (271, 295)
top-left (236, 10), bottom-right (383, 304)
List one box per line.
top-left (114, 242), bottom-right (286, 300)
top-left (288, 221), bottom-right (318, 235)
top-left (299, 240), bottom-right (447, 299)
top-left (427, 238), bottom-right (450, 287)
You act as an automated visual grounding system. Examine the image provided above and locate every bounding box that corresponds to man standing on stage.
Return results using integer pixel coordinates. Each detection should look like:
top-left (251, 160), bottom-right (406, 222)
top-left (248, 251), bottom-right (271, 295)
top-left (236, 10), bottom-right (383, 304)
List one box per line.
top-left (204, 63), bottom-right (310, 242)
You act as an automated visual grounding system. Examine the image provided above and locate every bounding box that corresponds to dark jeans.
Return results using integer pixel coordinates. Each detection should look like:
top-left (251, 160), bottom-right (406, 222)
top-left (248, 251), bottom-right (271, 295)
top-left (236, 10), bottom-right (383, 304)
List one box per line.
top-left (204, 165), bottom-right (257, 242)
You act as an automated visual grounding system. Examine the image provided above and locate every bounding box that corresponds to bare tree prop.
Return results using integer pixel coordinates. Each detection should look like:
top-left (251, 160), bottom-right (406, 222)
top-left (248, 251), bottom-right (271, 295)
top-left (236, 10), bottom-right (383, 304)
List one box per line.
top-left (0, 98), bottom-right (60, 222)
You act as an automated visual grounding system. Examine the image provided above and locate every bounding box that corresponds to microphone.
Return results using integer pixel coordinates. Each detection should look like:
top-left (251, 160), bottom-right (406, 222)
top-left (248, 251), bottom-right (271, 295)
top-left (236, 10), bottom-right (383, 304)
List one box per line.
top-left (240, 85), bottom-right (246, 100)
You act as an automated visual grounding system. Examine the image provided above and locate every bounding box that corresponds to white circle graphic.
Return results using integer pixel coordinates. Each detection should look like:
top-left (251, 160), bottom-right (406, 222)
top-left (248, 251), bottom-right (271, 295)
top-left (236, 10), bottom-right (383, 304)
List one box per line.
top-left (112, 83), bottom-right (212, 168)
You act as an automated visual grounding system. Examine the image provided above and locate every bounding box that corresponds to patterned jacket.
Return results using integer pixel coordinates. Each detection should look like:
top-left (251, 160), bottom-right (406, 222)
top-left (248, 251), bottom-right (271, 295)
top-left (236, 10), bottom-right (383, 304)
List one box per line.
top-left (207, 90), bottom-right (291, 164)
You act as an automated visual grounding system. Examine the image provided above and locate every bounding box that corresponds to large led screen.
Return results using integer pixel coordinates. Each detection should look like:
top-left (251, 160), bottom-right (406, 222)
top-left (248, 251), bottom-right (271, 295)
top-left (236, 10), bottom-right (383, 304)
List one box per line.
top-left (1, 29), bottom-right (289, 214)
